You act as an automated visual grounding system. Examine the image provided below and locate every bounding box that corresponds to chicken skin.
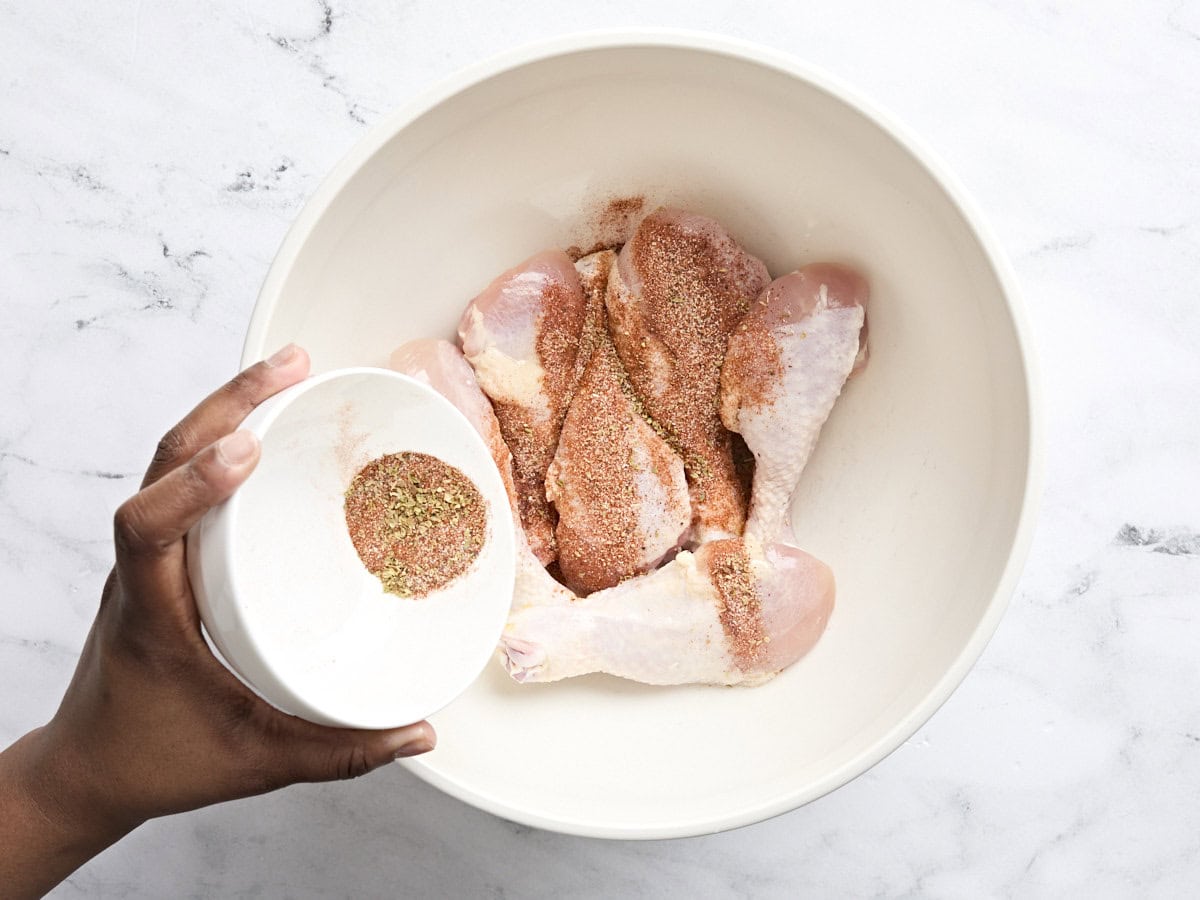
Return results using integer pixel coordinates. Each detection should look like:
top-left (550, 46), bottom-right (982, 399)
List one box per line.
top-left (567, 249), bottom-right (616, 404)
top-left (605, 208), bottom-right (769, 542)
top-left (546, 330), bottom-right (690, 596)
top-left (458, 250), bottom-right (587, 564)
top-left (720, 264), bottom-right (868, 543)
top-left (500, 537), bottom-right (834, 686)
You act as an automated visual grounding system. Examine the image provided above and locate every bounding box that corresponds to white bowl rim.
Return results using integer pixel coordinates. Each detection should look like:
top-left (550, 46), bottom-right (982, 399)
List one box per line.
top-left (242, 28), bottom-right (1044, 840)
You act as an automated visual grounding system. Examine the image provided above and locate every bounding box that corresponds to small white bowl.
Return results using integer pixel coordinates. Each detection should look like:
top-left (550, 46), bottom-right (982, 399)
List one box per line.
top-left (187, 368), bottom-right (516, 729)
top-left (242, 32), bottom-right (1040, 837)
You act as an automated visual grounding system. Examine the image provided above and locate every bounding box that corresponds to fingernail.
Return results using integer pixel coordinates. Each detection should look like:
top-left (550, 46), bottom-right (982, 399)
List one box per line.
top-left (217, 431), bottom-right (258, 467)
top-left (265, 343), bottom-right (298, 367)
top-left (393, 736), bottom-right (435, 759)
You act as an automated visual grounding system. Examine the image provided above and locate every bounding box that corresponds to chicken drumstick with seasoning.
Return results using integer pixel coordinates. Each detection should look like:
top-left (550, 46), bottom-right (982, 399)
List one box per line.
top-left (457, 249), bottom-right (588, 565)
top-left (605, 208), bottom-right (770, 543)
top-left (547, 330), bottom-right (691, 595)
top-left (500, 537), bottom-right (835, 686)
top-left (720, 264), bottom-right (868, 544)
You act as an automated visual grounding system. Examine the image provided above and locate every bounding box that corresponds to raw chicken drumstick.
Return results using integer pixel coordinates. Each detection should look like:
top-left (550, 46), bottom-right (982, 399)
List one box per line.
top-left (546, 329), bottom-right (691, 595)
top-left (389, 339), bottom-right (576, 612)
top-left (605, 208), bottom-right (770, 542)
top-left (500, 537), bottom-right (835, 686)
top-left (458, 249), bottom-right (587, 565)
top-left (720, 264), bottom-right (868, 544)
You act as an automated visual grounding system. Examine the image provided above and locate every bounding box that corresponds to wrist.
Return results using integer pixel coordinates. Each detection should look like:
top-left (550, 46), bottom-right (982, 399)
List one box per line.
top-left (0, 725), bottom-right (138, 897)
top-left (13, 723), bottom-right (142, 850)
top-left (28, 724), bottom-right (146, 844)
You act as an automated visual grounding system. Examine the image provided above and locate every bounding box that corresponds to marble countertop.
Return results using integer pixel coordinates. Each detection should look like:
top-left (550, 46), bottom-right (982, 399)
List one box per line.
top-left (2, 1), bottom-right (1197, 896)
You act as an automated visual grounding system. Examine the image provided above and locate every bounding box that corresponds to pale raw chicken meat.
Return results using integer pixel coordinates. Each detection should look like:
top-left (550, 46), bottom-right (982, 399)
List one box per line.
top-left (500, 537), bottom-right (834, 685)
top-left (605, 207), bottom-right (770, 542)
top-left (720, 264), bottom-right (868, 544)
top-left (458, 249), bottom-right (587, 564)
top-left (546, 331), bottom-right (690, 595)
top-left (389, 338), bottom-right (575, 612)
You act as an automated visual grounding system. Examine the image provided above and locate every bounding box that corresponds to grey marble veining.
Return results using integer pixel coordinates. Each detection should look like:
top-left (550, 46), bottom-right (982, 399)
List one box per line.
top-left (2, 0), bottom-right (1198, 896)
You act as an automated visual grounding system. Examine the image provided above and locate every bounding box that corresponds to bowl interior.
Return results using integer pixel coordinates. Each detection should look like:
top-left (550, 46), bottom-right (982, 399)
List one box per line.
top-left (245, 38), bottom-right (1033, 836)
top-left (214, 370), bottom-right (514, 729)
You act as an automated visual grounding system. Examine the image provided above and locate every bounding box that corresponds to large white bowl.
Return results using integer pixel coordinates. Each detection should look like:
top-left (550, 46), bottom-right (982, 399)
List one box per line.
top-left (243, 31), bottom-right (1040, 838)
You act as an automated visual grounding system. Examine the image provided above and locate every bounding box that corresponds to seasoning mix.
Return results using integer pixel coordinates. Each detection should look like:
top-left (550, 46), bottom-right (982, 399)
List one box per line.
top-left (343, 451), bottom-right (486, 598)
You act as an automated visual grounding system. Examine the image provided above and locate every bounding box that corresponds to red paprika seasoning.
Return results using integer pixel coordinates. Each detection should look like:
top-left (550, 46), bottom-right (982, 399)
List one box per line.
top-left (344, 452), bottom-right (486, 598)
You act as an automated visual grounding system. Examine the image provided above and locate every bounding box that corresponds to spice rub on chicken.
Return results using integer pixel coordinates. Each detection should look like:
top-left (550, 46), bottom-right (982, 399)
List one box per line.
top-left (721, 264), bottom-right (869, 544)
top-left (500, 537), bottom-right (835, 686)
top-left (406, 204), bottom-right (868, 689)
top-left (458, 249), bottom-right (587, 566)
top-left (605, 208), bottom-right (770, 543)
top-left (567, 249), bottom-right (616, 405)
top-left (546, 330), bottom-right (690, 595)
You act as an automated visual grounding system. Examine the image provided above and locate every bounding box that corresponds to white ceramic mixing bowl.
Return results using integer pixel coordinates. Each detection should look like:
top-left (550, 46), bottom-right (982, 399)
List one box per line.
top-left (187, 368), bottom-right (516, 729)
top-left (242, 31), bottom-right (1040, 837)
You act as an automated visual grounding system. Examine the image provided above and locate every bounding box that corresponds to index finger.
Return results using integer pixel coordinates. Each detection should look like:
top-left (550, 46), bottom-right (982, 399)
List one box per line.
top-left (141, 344), bottom-right (310, 488)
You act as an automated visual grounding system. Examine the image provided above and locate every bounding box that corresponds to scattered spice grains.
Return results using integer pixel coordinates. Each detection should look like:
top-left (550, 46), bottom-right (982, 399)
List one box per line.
top-left (721, 280), bottom-right (787, 411)
top-left (333, 400), bottom-right (369, 480)
top-left (564, 249), bottom-right (615, 407)
top-left (706, 539), bottom-right (768, 668)
top-left (565, 195), bottom-right (646, 260)
top-left (596, 195), bottom-right (646, 248)
top-left (343, 452), bottom-right (487, 598)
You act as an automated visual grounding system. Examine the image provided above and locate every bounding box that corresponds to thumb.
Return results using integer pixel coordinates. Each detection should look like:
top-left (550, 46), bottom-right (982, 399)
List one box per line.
top-left (277, 719), bottom-right (437, 784)
top-left (114, 431), bottom-right (260, 611)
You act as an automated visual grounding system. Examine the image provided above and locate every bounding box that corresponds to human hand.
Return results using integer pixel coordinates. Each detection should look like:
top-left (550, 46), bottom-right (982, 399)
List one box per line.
top-left (0, 345), bottom-right (434, 896)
